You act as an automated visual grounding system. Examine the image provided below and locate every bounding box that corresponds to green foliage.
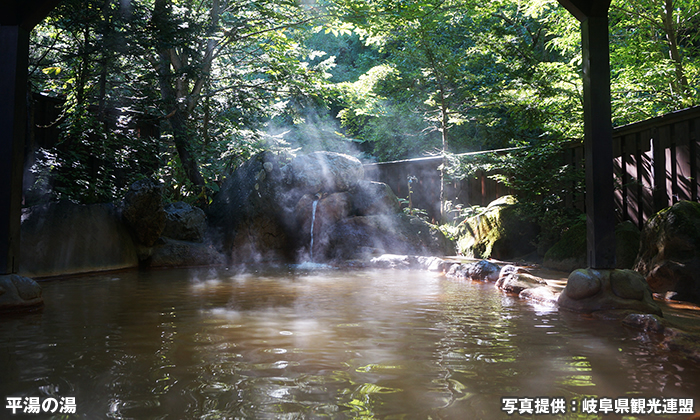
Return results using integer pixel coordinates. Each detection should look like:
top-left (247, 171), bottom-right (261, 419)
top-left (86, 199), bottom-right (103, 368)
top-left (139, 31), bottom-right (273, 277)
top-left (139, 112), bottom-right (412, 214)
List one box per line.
top-left (326, 0), bottom-right (586, 161)
top-left (29, 0), bottom-right (333, 204)
top-left (542, 218), bottom-right (586, 262)
top-left (25, 0), bottom-right (700, 218)
top-left (609, 0), bottom-right (700, 124)
top-left (446, 140), bottom-right (585, 247)
top-left (305, 31), bottom-right (384, 83)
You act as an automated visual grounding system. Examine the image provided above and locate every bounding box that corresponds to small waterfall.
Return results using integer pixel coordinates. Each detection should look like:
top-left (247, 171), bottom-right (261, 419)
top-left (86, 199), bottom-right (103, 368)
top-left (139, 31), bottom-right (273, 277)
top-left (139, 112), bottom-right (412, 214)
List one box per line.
top-left (309, 199), bottom-right (319, 261)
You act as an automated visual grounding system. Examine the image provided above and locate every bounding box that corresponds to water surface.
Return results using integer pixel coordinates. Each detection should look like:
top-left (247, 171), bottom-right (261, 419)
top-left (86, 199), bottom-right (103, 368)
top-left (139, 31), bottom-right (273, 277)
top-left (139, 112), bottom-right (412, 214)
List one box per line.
top-left (1, 267), bottom-right (698, 419)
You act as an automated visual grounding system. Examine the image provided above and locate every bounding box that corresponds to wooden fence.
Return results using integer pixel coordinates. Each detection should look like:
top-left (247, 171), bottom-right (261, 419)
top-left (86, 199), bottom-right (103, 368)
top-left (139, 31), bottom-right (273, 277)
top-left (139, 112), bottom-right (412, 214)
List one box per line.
top-left (366, 106), bottom-right (700, 226)
top-left (564, 106), bottom-right (700, 229)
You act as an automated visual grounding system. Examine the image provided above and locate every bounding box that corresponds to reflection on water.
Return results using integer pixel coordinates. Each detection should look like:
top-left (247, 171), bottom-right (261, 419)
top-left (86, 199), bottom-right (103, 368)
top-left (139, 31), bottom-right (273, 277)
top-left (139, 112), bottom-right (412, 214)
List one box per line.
top-left (1, 267), bottom-right (698, 419)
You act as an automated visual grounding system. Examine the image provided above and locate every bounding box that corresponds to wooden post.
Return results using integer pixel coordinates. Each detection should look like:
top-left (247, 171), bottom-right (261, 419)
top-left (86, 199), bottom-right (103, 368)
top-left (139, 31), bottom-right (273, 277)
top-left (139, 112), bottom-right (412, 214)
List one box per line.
top-left (582, 15), bottom-right (616, 268)
top-left (559, 0), bottom-right (616, 269)
top-left (0, 25), bottom-right (29, 275)
top-left (1, 0), bottom-right (62, 275)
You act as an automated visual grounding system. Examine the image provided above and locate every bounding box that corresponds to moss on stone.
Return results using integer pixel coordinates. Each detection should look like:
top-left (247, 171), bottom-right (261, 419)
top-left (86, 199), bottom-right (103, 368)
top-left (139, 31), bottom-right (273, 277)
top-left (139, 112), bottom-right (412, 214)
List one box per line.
top-left (544, 222), bottom-right (587, 262)
top-left (615, 220), bottom-right (641, 269)
top-left (544, 220), bottom-right (641, 271)
top-left (456, 196), bottom-right (538, 259)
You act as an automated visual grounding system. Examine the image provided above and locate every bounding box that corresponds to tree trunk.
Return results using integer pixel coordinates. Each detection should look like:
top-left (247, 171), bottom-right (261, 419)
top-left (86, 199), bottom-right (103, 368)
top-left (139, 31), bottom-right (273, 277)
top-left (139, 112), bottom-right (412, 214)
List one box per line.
top-left (151, 0), bottom-right (206, 187)
top-left (439, 88), bottom-right (449, 223)
top-left (423, 42), bottom-right (451, 223)
top-left (170, 110), bottom-right (206, 187)
top-left (663, 0), bottom-right (690, 99)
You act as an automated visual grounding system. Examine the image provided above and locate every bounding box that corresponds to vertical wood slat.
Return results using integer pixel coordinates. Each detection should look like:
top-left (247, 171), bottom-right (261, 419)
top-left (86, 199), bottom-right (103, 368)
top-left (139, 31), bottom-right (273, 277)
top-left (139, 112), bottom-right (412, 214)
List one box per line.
top-left (674, 121), bottom-right (691, 202)
top-left (624, 133), bottom-right (638, 224)
top-left (634, 132), bottom-right (644, 229)
top-left (654, 126), bottom-right (669, 212)
top-left (613, 141), bottom-right (624, 223)
top-left (621, 135), bottom-right (629, 222)
top-left (640, 129), bottom-right (654, 225)
top-left (669, 146), bottom-right (677, 204)
top-left (693, 118), bottom-right (700, 202)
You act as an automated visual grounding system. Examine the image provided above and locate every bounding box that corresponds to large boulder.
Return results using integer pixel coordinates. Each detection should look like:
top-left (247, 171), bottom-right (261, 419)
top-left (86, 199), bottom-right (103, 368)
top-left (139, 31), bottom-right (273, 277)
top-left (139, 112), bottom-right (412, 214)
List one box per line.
top-left (140, 238), bottom-right (225, 268)
top-left (543, 220), bottom-right (641, 272)
top-left (634, 201), bottom-right (700, 303)
top-left (293, 180), bottom-right (400, 260)
top-left (207, 152), bottom-right (450, 263)
top-left (495, 264), bottom-right (548, 294)
top-left (207, 152), bottom-right (293, 263)
top-left (455, 196), bottom-right (539, 260)
top-left (281, 151), bottom-right (364, 195)
top-left (351, 180), bottom-right (401, 216)
top-left (0, 275), bottom-right (43, 312)
top-left (163, 201), bottom-right (207, 242)
top-left (122, 179), bottom-right (165, 247)
top-left (295, 192), bottom-right (353, 259)
top-left (557, 268), bottom-right (661, 315)
top-left (20, 201), bottom-right (138, 278)
top-left (446, 260), bottom-right (500, 282)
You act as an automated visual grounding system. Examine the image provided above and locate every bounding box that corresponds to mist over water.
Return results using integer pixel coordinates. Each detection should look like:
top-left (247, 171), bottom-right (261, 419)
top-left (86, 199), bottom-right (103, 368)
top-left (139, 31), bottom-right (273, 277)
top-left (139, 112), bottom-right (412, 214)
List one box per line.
top-left (1, 267), bottom-right (698, 419)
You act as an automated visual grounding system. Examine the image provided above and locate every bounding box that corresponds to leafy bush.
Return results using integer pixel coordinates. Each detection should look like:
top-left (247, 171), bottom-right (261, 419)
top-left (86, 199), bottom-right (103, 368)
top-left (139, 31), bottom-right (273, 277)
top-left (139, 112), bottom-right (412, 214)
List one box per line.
top-left (445, 140), bottom-right (585, 250)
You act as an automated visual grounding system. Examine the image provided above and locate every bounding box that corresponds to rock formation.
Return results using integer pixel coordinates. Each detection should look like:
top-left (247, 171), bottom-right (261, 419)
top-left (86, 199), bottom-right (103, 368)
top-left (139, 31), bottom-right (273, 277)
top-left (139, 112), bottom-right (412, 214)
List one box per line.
top-left (634, 200), bottom-right (700, 303)
top-left (0, 274), bottom-right (43, 312)
top-left (206, 151), bottom-right (292, 263)
top-left (122, 179), bottom-right (165, 247)
top-left (207, 151), bottom-right (453, 263)
top-left (446, 260), bottom-right (500, 282)
top-left (163, 201), bottom-right (207, 242)
top-left (557, 268), bottom-right (661, 315)
top-left (455, 196), bottom-right (538, 260)
top-left (495, 265), bottom-right (549, 295)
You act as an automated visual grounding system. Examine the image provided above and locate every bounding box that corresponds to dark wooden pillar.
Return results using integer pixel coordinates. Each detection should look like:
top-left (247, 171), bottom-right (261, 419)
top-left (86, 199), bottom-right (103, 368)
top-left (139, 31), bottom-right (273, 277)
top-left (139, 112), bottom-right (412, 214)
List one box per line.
top-left (559, 0), bottom-right (616, 269)
top-left (1, 0), bottom-right (62, 275)
top-left (581, 15), bottom-right (616, 268)
top-left (0, 26), bottom-right (29, 275)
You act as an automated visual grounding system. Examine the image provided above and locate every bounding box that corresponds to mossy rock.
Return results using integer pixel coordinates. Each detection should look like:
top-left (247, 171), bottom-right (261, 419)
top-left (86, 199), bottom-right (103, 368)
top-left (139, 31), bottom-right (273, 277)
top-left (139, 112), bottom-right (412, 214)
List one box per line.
top-left (634, 200), bottom-right (700, 303)
top-left (543, 220), bottom-right (640, 272)
top-left (558, 268), bottom-right (661, 315)
top-left (542, 221), bottom-right (587, 271)
top-left (0, 275), bottom-right (43, 312)
top-left (455, 196), bottom-right (539, 260)
top-left (616, 220), bottom-right (642, 269)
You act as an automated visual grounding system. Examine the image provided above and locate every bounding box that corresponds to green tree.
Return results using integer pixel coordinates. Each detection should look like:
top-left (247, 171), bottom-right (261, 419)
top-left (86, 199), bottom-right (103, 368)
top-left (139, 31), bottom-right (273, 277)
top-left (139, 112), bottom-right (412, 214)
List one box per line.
top-left (327, 0), bottom-right (584, 219)
top-left (29, 0), bottom-right (330, 203)
top-left (328, 0), bottom-right (585, 157)
top-left (609, 0), bottom-right (700, 124)
top-left (144, 0), bottom-right (328, 190)
top-left (28, 0), bottom-right (160, 204)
